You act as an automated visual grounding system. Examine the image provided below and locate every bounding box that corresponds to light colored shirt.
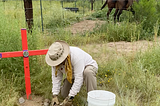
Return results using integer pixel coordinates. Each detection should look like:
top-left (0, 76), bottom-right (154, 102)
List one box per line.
top-left (52, 46), bottom-right (98, 97)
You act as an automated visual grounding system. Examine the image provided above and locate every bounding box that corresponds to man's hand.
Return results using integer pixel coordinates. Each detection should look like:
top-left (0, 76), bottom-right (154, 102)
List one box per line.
top-left (52, 95), bottom-right (59, 106)
top-left (60, 96), bottom-right (74, 106)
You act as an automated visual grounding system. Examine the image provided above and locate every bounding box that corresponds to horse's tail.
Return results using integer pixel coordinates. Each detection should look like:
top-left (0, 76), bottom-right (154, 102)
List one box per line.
top-left (101, 0), bottom-right (108, 10)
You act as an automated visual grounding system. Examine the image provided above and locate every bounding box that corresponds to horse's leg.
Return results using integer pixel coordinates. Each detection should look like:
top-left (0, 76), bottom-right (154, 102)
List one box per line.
top-left (116, 1), bottom-right (127, 22)
top-left (113, 9), bottom-right (119, 23)
top-left (130, 7), bottom-right (135, 16)
top-left (107, 8), bottom-right (113, 22)
top-left (117, 9), bottom-right (123, 22)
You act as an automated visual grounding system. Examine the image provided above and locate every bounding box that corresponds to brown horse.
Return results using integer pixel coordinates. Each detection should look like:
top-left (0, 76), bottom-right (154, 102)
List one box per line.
top-left (101, 0), bottom-right (138, 22)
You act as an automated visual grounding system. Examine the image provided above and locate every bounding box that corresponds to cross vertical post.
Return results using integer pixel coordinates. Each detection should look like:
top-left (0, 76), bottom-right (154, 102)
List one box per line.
top-left (21, 29), bottom-right (31, 99)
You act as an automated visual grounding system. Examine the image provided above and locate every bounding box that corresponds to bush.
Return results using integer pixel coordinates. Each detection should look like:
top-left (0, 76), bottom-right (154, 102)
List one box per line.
top-left (45, 6), bottom-right (81, 31)
top-left (133, 0), bottom-right (159, 35)
top-left (89, 21), bottom-right (141, 42)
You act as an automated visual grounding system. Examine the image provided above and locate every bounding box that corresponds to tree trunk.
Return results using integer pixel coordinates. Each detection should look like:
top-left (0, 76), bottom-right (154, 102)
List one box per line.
top-left (23, 0), bottom-right (33, 33)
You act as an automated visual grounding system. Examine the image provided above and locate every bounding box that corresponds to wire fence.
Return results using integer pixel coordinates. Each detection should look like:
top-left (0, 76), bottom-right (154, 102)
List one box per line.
top-left (1, 0), bottom-right (160, 34)
top-left (0, 0), bottom-right (104, 32)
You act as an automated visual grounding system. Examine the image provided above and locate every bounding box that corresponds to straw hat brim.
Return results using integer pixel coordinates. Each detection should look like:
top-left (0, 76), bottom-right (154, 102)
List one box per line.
top-left (45, 40), bottom-right (70, 66)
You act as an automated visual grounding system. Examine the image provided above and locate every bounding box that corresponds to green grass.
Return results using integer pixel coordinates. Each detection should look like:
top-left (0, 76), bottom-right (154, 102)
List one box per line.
top-left (79, 43), bottom-right (160, 106)
top-left (0, 75), bottom-right (19, 106)
top-left (0, 1), bottom-right (160, 106)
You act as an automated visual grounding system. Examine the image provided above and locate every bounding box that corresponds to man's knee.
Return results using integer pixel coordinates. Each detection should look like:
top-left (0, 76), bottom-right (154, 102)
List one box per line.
top-left (84, 66), bottom-right (97, 78)
top-left (84, 69), bottom-right (93, 77)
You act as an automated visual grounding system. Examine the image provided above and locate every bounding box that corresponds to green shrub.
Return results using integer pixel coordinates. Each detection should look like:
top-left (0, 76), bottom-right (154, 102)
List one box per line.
top-left (89, 21), bottom-right (141, 42)
top-left (91, 9), bottom-right (107, 20)
top-left (136, 46), bottom-right (160, 75)
top-left (45, 6), bottom-right (81, 31)
top-left (133, 0), bottom-right (159, 35)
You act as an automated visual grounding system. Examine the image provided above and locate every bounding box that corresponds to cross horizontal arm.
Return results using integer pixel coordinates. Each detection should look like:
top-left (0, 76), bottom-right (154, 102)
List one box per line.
top-left (28, 49), bottom-right (48, 56)
top-left (0, 49), bottom-right (48, 58)
top-left (0, 51), bottom-right (23, 58)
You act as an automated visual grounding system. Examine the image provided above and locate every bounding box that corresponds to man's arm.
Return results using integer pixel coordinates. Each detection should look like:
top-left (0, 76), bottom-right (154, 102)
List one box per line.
top-left (52, 67), bottom-right (63, 95)
top-left (68, 59), bottom-right (84, 97)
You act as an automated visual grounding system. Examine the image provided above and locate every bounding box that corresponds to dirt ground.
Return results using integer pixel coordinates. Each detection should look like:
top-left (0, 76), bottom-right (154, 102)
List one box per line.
top-left (18, 20), bottom-right (160, 106)
top-left (67, 19), bottom-right (160, 54)
top-left (66, 19), bottom-right (106, 34)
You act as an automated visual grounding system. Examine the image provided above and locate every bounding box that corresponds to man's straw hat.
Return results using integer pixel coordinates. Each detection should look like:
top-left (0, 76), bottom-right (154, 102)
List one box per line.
top-left (45, 40), bottom-right (70, 66)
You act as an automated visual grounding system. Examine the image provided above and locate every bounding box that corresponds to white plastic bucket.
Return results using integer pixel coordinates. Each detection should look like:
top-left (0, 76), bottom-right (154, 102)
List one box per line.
top-left (87, 90), bottom-right (116, 106)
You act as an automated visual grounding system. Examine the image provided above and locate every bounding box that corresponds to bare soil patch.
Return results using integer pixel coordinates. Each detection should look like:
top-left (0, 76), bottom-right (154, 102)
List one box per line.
top-left (66, 20), bottom-right (106, 34)
top-left (18, 95), bottom-right (44, 106)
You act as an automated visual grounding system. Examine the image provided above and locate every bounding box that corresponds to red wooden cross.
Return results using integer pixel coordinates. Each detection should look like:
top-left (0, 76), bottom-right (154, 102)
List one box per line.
top-left (0, 29), bottom-right (48, 99)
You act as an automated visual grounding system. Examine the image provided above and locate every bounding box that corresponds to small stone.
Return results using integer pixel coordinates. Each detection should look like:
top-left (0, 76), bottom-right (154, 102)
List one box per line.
top-left (43, 102), bottom-right (49, 106)
top-left (19, 97), bottom-right (25, 104)
top-left (43, 99), bottom-right (50, 106)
